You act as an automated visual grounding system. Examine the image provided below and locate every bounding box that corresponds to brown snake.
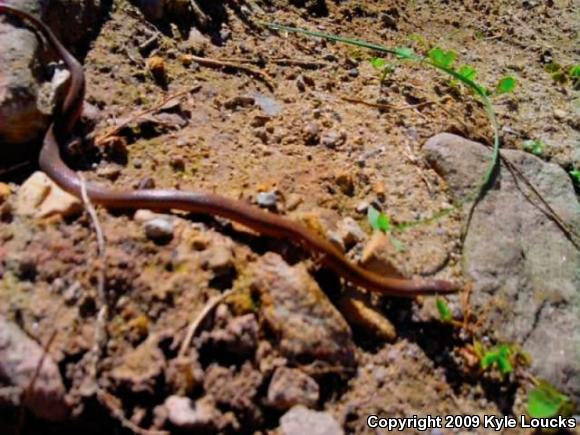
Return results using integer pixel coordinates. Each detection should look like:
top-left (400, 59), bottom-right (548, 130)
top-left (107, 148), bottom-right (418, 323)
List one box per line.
top-left (0, 5), bottom-right (457, 297)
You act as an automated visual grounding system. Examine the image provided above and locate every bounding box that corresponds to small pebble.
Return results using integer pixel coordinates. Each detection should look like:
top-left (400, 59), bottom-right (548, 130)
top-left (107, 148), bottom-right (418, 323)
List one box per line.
top-left (256, 191), bottom-right (278, 208)
top-left (96, 164), bottom-right (121, 180)
top-left (553, 109), bottom-right (566, 120)
top-left (348, 68), bottom-right (359, 78)
top-left (279, 406), bottom-right (344, 435)
top-left (144, 217), bottom-right (174, 241)
top-left (267, 367), bottom-right (319, 410)
top-left (302, 122), bottom-right (320, 145)
top-left (223, 96), bottom-right (255, 110)
top-left (321, 130), bottom-right (346, 149)
top-left (355, 201), bottom-right (369, 213)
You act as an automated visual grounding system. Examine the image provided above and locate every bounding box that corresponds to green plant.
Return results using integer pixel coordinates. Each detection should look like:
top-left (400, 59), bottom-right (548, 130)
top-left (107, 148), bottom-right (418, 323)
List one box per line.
top-left (479, 344), bottom-right (513, 376)
top-left (428, 47), bottom-right (457, 69)
top-left (367, 205), bottom-right (391, 232)
top-left (527, 382), bottom-right (573, 418)
top-left (369, 57), bottom-right (397, 82)
top-left (570, 168), bottom-right (580, 184)
top-left (367, 206), bottom-right (406, 252)
top-left (496, 75), bottom-right (517, 94)
top-left (263, 23), bottom-right (505, 237)
top-left (523, 139), bottom-right (545, 156)
top-left (436, 297), bottom-right (453, 322)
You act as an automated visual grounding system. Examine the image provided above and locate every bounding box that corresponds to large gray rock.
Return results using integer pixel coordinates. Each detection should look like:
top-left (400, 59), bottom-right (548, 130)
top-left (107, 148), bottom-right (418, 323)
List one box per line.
top-left (424, 133), bottom-right (580, 401)
top-left (0, 0), bottom-right (104, 156)
top-left (279, 405), bottom-right (343, 435)
top-left (0, 315), bottom-right (69, 420)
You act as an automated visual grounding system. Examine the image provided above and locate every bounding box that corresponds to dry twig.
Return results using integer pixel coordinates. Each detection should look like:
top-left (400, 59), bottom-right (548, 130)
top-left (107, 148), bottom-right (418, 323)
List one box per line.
top-left (178, 289), bottom-right (234, 357)
top-left (188, 54), bottom-right (275, 90)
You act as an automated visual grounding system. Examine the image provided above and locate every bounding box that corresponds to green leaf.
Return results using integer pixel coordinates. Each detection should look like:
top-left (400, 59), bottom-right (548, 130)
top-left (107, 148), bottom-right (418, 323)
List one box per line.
top-left (527, 383), bottom-right (571, 418)
top-left (480, 350), bottom-right (498, 370)
top-left (436, 298), bottom-right (452, 323)
top-left (496, 76), bottom-right (517, 94)
top-left (394, 46), bottom-right (415, 59)
top-left (367, 206), bottom-right (391, 232)
top-left (523, 139), bottom-right (544, 156)
top-left (389, 235), bottom-right (406, 253)
top-left (458, 65), bottom-right (477, 82)
top-left (496, 345), bottom-right (513, 375)
top-left (370, 57), bottom-right (386, 70)
top-left (570, 169), bottom-right (580, 183)
top-left (569, 64), bottom-right (580, 78)
top-left (428, 47), bottom-right (457, 69)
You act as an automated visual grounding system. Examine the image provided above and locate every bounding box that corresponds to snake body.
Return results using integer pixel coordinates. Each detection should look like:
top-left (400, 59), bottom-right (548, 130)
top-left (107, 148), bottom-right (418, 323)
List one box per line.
top-left (0, 4), bottom-right (457, 297)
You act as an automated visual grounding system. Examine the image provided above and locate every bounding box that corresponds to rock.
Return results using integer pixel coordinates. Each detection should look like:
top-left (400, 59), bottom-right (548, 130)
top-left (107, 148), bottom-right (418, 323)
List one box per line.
top-left (144, 217), bottom-right (174, 242)
top-left (201, 245), bottom-right (234, 276)
top-left (187, 27), bottom-right (209, 55)
top-left (360, 232), bottom-right (404, 278)
top-left (248, 253), bottom-right (355, 367)
top-left (267, 367), bottom-right (319, 410)
top-left (336, 217), bottom-right (367, 249)
top-left (165, 355), bottom-right (204, 395)
top-left (424, 133), bottom-right (580, 401)
top-left (15, 171), bottom-right (81, 218)
top-left (321, 130), bottom-right (346, 149)
top-left (347, 68), bottom-right (359, 78)
top-left (0, 0), bottom-right (105, 153)
top-left (0, 315), bottom-right (69, 421)
top-left (0, 8), bottom-right (47, 147)
top-left (165, 395), bottom-right (219, 431)
top-left (302, 122), bottom-right (321, 145)
top-left (279, 406), bottom-right (344, 435)
top-left (256, 191), bottom-right (278, 208)
top-left (96, 163), bottom-right (122, 180)
top-left (198, 313), bottom-right (259, 357)
top-left (203, 362), bottom-right (263, 421)
top-left (223, 96), bottom-right (255, 110)
top-left (110, 337), bottom-right (165, 394)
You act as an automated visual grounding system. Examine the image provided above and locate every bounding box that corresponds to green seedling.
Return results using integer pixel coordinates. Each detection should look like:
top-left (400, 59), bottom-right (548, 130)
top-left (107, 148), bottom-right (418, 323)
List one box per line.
top-left (480, 344), bottom-right (513, 376)
top-left (436, 297), bottom-right (453, 323)
top-left (263, 24), bottom-right (505, 239)
top-left (570, 168), bottom-right (580, 184)
top-left (367, 206), bottom-right (406, 252)
top-left (428, 47), bottom-right (457, 69)
top-left (367, 205), bottom-right (391, 232)
top-left (527, 381), bottom-right (573, 419)
top-left (569, 64), bottom-right (580, 88)
top-left (523, 139), bottom-right (545, 156)
top-left (495, 75), bottom-right (517, 94)
top-left (369, 57), bottom-right (397, 82)
top-left (569, 64), bottom-right (580, 78)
